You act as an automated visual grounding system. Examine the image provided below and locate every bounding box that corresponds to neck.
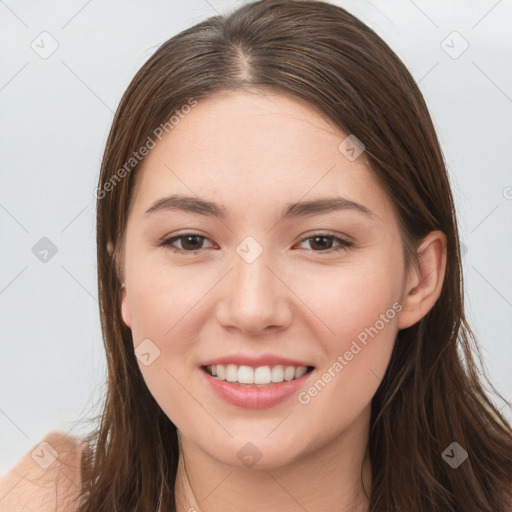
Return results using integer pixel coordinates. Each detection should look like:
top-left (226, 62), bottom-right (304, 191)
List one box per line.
top-left (174, 408), bottom-right (372, 512)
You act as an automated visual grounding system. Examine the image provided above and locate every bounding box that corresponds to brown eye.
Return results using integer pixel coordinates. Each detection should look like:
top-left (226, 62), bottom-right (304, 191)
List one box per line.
top-left (158, 232), bottom-right (352, 254)
top-left (160, 233), bottom-right (214, 252)
top-left (298, 234), bottom-right (353, 252)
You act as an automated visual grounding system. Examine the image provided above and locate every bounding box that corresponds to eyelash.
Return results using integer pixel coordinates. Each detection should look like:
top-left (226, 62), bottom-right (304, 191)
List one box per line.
top-left (158, 232), bottom-right (354, 254)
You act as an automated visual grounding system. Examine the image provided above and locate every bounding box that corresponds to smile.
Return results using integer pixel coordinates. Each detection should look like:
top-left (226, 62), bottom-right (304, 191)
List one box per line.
top-left (203, 364), bottom-right (314, 386)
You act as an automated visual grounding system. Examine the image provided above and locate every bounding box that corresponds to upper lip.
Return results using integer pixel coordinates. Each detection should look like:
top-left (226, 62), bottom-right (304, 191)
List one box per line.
top-left (201, 354), bottom-right (314, 368)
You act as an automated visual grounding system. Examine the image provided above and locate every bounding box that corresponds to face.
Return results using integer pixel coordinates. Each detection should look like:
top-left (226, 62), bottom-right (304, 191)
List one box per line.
top-left (120, 89), bottom-right (409, 469)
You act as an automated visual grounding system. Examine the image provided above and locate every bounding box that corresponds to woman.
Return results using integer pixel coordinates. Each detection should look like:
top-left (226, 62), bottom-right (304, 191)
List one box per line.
top-left (1, 1), bottom-right (511, 511)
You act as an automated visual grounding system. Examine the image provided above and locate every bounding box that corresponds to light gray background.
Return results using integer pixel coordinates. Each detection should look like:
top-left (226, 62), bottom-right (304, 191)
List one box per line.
top-left (1, 0), bottom-right (511, 475)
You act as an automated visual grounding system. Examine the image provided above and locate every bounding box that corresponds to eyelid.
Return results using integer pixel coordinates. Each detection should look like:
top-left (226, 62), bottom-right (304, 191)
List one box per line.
top-left (296, 230), bottom-right (353, 244)
top-left (158, 231), bottom-right (354, 253)
top-left (294, 231), bottom-right (353, 252)
top-left (158, 232), bottom-right (215, 252)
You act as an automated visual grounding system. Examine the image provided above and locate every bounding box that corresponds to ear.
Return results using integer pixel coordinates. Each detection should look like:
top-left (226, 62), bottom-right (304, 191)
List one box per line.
top-left (398, 231), bottom-right (447, 330)
top-left (120, 285), bottom-right (132, 329)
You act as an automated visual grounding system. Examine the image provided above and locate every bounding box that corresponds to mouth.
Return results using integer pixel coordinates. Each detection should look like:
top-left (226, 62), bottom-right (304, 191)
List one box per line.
top-left (202, 364), bottom-right (315, 387)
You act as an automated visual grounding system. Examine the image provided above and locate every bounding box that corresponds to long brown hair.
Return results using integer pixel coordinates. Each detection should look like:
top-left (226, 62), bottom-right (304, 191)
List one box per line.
top-left (77, 1), bottom-right (512, 510)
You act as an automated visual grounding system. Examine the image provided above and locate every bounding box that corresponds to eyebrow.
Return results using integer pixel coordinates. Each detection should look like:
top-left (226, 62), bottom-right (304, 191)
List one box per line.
top-left (144, 194), bottom-right (373, 219)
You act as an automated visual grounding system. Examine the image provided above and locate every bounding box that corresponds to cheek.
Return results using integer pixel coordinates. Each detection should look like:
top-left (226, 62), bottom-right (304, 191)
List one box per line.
top-left (127, 283), bottom-right (201, 430)
top-left (125, 261), bottom-right (210, 413)
top-left (126, 256), bottom-right (208, 344)
top-left (293, 255), bottom-right (401, 410)
top-left (138, 364), bottom-right (193, 423)
top-left (294, 255), bottom-right (402, 347)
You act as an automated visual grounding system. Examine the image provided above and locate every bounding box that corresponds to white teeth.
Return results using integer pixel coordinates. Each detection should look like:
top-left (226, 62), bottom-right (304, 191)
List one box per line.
top-left (294, 366), bottom-right (307, 378)
top-left (237, 365), bottom-right (254, 384)
top-left (271, 365), bottom-right (284, 382)
top-left (226, 364), bottom-right (238, 383)
top-left (254, 366), bottom-right (272, 384)
top-left (205, 364), bottom-right (310, 385)
top-left (284, 366), bottom-right (296, 381)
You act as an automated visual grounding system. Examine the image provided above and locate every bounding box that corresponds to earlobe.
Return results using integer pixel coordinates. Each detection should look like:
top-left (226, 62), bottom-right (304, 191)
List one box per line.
top-left (398, 231), bottom-right (447, 330)
top-left (120, 284), bottom-right (132, 329)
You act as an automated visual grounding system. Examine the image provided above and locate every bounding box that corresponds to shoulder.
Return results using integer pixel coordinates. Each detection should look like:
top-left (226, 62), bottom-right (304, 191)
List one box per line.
top-left (0, 431), bottom-right (86, 512)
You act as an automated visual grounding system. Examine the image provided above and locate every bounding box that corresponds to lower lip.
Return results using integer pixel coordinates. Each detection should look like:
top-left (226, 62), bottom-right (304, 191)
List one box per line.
top-left (201, 367), bottom-right (314, 409)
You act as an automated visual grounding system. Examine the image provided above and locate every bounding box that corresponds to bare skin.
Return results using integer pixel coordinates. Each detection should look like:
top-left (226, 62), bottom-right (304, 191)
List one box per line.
top-left (0, 431), bottom-right (84, 512)
top-left (119, 89), bottom-right (447, 512)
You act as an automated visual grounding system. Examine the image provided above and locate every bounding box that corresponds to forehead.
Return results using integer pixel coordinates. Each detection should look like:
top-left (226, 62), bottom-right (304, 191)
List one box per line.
top-left (129, 90), bottom-right (392, 222)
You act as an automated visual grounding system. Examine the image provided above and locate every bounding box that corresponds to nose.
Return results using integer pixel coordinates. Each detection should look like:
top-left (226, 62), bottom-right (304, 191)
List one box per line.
top-left (215, 245), bottom-right (293, 334)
